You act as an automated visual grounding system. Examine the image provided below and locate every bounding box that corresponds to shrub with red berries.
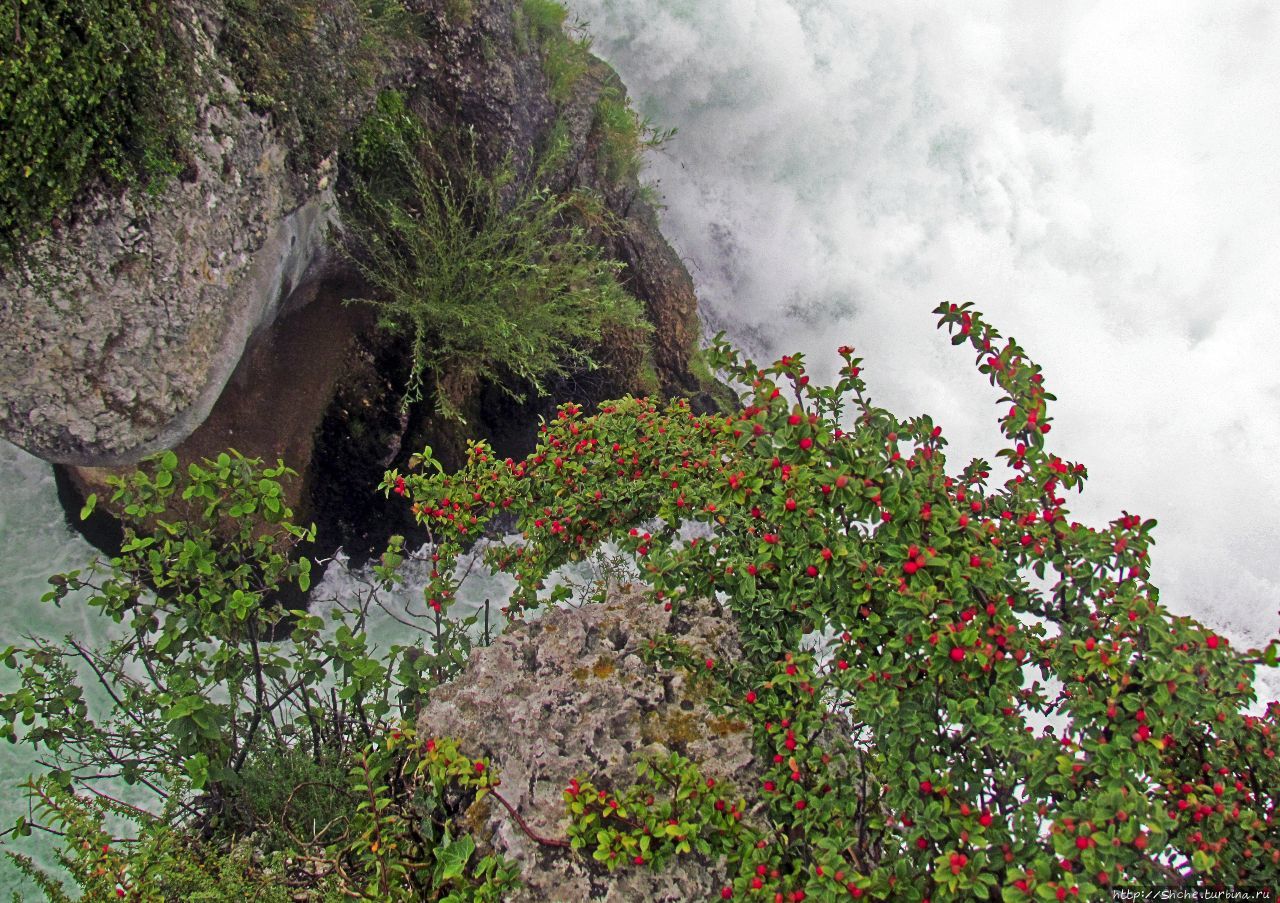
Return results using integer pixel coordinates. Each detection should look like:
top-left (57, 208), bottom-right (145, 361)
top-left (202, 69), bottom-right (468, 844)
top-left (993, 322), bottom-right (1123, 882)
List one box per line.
top-left (390, 304), bottom-right (1280, 900)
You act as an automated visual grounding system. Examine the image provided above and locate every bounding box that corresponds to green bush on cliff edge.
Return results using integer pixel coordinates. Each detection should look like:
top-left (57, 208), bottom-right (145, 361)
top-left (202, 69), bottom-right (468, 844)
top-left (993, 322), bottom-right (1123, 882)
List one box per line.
top-left (339, 90), bottom-right (650, 420)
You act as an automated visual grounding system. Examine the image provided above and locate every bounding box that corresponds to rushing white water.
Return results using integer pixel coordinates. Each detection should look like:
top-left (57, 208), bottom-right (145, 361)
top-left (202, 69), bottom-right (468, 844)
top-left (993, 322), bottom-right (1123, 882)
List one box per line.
top-left (565, 0), bottom-right (1280, 671)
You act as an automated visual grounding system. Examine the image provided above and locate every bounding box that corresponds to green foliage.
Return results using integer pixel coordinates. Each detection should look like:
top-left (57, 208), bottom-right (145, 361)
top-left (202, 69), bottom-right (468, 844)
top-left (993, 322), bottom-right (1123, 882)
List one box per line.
top-left (0, 449), bottom-right (500, 898)
top-left (0, 0), bottom-right (189, 259)
top-left (8, 305), bottom-right (1278, 899)
top-left (390, 305), bottom-right (1280, 898)
top-left (340, 91), bottom-right (649, 418)
top-left (517, 0), bottom-right (593, 105)
top-left (565, 751), bottom-right (750, 870)
top-left (220, 0), bottom-right (413, 170)
top-left (594, 88), bottom-right (676, 184)
top-left (443, 0), bottom-right (474, 26)
top-left (345, 730), bottom-right (520, 901)
top-left (7, 776), bottom-right (336, 902)
top-left (1, 451), bottom-right (320, 799)
top-left (223, 743), bottom-right (358, 853)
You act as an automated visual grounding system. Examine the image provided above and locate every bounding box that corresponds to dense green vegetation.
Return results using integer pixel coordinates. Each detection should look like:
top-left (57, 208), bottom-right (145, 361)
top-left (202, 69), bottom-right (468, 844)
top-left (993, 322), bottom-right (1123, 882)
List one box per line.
top-left (396, 304), bottom-right (1280, 898)
top-left (4, 308), bottom-right (1277, 899)
top-left (6, 0), bottom-right (1273, 899)
top-left (2, 451), bottom-right (513, 900)
top-left (517, 0), bottom-right (593, 105)
top-left (339, 90), bottom-right (649, 418)
top-left (0, 0), bottom-right (189, 259)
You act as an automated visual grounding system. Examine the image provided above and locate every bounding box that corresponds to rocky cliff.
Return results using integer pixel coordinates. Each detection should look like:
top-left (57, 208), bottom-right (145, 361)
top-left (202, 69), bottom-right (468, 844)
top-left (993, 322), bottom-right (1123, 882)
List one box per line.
top-left (10, 0), bottom-right (729, 557)
top-left (0, 2), bottom-right (339, 465)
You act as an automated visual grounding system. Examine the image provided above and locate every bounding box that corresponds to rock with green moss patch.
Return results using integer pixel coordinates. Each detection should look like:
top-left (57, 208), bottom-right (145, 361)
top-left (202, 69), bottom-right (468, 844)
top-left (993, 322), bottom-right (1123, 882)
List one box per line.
top-left (417, 586), bottom-right (756, 902)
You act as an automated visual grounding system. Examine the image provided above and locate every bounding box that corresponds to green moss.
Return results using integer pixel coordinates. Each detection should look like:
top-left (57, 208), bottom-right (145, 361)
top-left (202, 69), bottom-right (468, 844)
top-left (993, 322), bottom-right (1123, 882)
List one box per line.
top-left (708, 715), bottom-right (749, 737)
top-left (641, 710), bottom-right (705, 748)
top-left (0, 0), bottom-right (192, 260)
top-left (444, 0), bottom-right (474, 25)
top-left (220, 0), bottom-right (413, 170)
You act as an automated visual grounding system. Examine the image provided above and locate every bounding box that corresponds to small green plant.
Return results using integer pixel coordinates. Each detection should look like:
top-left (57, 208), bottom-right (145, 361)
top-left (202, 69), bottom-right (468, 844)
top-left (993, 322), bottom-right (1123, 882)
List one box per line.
top-left (565, 751), bottom-right (751, 871)
top-left (0, 0), bottom-right (190, 260)
top-left (443, 0), bottom-right (473, 26)
top-left (345, 730), bottom-right (520, 901)
top-left (517, 0), bottom-right (593, 105)
top-left (594, 88), bottom-right (677, 184)
top-left (220, 0), bottom-right (414, 170)
top-left (339, 91), bottom-right (650, 418)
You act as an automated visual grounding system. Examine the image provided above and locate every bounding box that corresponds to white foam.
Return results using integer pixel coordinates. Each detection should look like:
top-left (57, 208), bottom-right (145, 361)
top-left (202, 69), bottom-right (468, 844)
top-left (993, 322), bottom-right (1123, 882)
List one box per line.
top-left (566, 0), bottom-right (1280, 668)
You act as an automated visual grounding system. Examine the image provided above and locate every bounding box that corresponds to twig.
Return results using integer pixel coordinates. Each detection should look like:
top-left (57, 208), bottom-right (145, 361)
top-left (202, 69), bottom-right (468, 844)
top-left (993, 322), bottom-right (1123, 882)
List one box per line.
top-left (487, 788), bottom-right (570, 849)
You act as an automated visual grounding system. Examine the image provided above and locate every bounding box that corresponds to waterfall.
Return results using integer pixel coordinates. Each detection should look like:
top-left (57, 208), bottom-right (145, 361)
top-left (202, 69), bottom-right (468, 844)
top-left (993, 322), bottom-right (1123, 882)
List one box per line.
top-left (564, 0), bottom-right (1280, 676)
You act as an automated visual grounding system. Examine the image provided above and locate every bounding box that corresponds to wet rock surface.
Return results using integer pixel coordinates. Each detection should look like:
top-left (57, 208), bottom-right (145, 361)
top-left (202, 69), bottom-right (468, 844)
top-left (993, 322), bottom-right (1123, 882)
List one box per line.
top-left (418, 587), bottom-right (756, 902)
top-left (36, 0), bottom-right (730, 562)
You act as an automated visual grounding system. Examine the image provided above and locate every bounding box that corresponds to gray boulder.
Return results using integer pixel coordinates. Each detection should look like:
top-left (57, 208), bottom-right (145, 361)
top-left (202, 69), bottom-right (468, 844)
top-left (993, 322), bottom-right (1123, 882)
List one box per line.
top-left (418, 587), bottom-right (756, 902)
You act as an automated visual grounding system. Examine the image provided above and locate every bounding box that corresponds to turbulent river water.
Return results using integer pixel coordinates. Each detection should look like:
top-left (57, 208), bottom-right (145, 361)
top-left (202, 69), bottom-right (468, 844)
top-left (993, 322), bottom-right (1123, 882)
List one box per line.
top-left (564, 0), bottom-right (1280, 663)
top-left (3, 0), bottom-right (1279, 895)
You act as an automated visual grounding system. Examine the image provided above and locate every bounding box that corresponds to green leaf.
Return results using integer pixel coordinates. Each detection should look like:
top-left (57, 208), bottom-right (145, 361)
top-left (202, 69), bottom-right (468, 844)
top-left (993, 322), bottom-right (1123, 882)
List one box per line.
top-left (434, 834), bottom-right (475, 885)
top-left (78, 493), bottom-right (97, 520)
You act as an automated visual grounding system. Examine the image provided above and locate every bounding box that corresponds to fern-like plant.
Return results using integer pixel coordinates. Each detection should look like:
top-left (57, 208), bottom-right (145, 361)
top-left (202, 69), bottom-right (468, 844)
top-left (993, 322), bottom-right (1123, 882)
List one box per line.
top-left (339, 91), bottom-right (649, 419)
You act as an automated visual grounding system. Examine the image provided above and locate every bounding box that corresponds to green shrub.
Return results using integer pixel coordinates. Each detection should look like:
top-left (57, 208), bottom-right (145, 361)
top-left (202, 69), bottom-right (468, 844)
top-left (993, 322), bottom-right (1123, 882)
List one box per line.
top-left (517, 0), bottom-right (593, 105)
top-left (339, 91), bottom-right (650, 418)
top-left (1, 450), bottom-right (503, 899)
top-left (593, 88), bottom-right (676, 184)
top-left (391, 304), bottom-right (1280, 897)
top-left (0, 0), bottom-right (187, 259)
top-left (8, 778), bottom-right (330, 903)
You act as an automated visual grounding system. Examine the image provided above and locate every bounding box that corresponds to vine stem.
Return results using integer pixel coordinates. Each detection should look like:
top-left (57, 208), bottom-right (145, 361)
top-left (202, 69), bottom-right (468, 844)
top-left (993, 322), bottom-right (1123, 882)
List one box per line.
top-left (488, 788), bottom-right (571, 848)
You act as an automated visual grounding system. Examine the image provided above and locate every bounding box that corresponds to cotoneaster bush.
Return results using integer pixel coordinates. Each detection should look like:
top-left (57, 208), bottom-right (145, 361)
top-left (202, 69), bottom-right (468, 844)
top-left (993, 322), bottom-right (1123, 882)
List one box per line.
top-left (390, 303), bottom-right (1280, 901)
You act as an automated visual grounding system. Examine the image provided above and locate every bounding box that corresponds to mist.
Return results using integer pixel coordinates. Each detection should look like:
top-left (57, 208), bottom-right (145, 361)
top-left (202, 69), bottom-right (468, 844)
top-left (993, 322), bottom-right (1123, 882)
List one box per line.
top-left (566, 0), bottom-right (1280, 660)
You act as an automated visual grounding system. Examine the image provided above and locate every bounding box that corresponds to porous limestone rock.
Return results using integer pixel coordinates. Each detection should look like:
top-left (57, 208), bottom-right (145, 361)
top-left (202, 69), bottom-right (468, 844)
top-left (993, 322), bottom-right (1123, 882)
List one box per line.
top-left (418, 587), bottom-right (756, 902)
top-left (0, 5), bottom-right (337, 465)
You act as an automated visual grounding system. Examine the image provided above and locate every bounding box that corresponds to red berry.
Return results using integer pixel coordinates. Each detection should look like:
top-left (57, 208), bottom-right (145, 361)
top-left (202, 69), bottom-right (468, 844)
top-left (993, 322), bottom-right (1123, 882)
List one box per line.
top-left (949, 647), bottom-right (965, 662)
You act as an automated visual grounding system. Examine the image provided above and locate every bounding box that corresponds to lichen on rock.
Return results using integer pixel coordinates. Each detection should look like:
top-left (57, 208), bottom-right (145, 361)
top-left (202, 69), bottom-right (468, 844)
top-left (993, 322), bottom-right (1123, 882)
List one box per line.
top-left (417, 586), bottom-right (756, 902)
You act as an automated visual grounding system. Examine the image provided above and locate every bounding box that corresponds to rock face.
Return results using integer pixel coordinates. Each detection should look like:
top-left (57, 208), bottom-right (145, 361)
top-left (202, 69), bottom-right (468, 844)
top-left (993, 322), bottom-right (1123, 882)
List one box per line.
top-left (0, 5), bottom-right (338, 465)
top-left (418, 588), bottom-right (756, 902)
top-left (26, 0), bottom-right (732, 563)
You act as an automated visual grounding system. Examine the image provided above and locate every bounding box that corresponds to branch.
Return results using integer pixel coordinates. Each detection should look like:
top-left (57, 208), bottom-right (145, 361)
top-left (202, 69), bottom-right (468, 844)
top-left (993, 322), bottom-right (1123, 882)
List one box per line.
top-left (487, 788), bottom-right (571, 849)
